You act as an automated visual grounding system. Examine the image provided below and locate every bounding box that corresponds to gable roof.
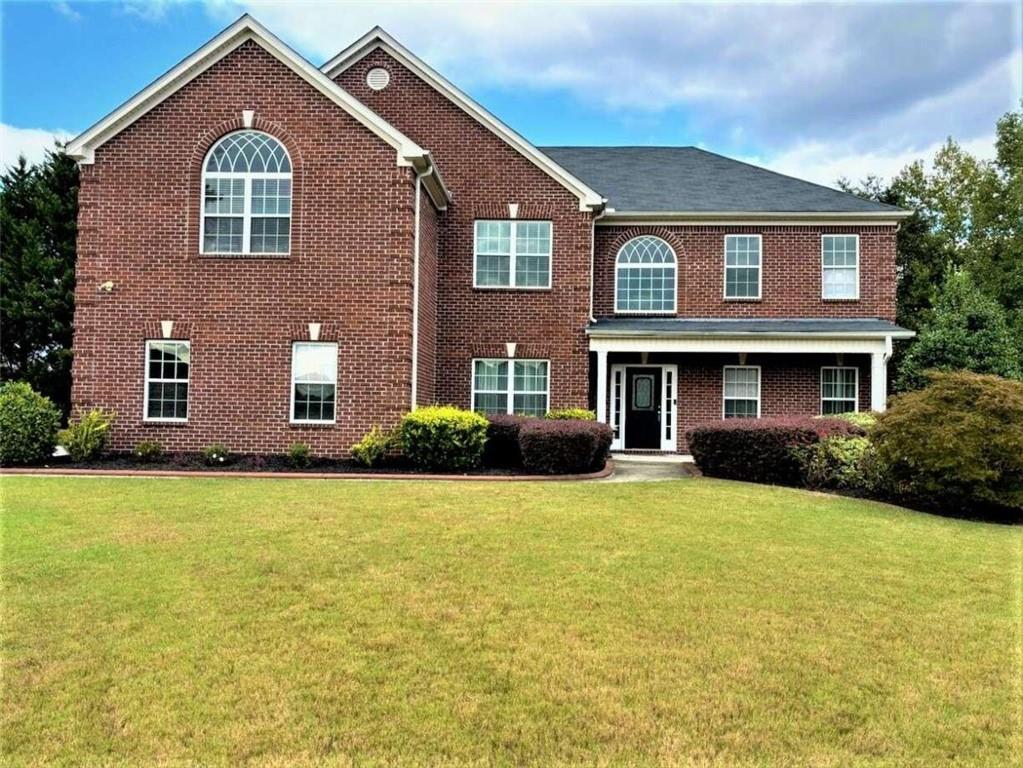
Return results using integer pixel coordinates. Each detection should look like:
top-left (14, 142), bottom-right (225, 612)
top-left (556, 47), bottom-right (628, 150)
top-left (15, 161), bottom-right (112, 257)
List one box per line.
top-left (65, 15), bottom-right (450, 209)
top-left (321, 27), bottom-right (606, 212)
top-left (541, 146), bottom-right (911, 221)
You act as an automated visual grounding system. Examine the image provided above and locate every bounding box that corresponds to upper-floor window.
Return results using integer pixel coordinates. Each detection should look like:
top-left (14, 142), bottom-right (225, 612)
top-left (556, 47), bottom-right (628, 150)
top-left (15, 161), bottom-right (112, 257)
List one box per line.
top-left (474, 220), bottom-right (552, 288)
top-left (615, 236), bottom-right (676, 313)
top-left (822, 235), bottom-right (859, 299)
top-left (724, 235), bottom-right (761, 299)
top-left (202, 131), bottom-right (292, 255)
top-left (472, 358), bottom-right (549, 416)
top-left (144, 340), bottom-right (190, 422)
top-left (821, 366), bottom-right (858, 414)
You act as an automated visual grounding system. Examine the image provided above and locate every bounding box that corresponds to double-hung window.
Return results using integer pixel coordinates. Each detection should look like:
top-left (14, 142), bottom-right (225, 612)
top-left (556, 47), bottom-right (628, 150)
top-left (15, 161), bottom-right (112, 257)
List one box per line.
top-left (615, 236), bottom-right (677, 313)
top-left (472, 359), bottom-right (549, 416)
top-left (821, 367), bottom-right (858, 414)
top-left (822, 235), bottom-right (859, 299)
top-left (724, 235), bottom-right (761, 299)
top-left (144, 340), bottom-right (190, 421)
top-left (474, 220), bottom-right (552, 288)
top-left (291, 342), bottom-right (337, 423)
top-left (202, 131), bottom-right (292, 255)
top-left (722, 366), bottom-right (760, 418)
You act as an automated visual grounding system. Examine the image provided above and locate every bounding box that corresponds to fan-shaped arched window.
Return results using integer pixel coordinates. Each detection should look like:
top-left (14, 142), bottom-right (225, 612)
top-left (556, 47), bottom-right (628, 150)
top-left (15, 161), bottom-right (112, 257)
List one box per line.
top-left (615, 236), bottom-right (677, 313)
top-left (201, 131), bottom-right (292, 255)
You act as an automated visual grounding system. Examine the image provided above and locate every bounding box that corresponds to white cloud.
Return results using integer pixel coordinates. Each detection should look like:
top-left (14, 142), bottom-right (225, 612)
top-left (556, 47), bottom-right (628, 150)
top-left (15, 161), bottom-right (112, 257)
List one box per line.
top-left (0, 125), bottom-right (74, 170)
top-left (53, 2), bottom-right (83, 22)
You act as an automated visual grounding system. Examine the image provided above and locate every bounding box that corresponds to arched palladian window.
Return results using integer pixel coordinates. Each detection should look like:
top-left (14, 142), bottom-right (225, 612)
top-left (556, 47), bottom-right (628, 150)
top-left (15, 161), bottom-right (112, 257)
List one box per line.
top-left (202, 131), bottom-right (292, 255)
top-left (615, 235), bottom-right (677, 313)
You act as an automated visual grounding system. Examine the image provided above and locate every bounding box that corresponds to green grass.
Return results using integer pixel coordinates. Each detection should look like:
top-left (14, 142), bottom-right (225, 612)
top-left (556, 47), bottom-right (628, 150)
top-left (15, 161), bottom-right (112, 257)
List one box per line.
top-left (2, 476), bottom-right (1020, 767)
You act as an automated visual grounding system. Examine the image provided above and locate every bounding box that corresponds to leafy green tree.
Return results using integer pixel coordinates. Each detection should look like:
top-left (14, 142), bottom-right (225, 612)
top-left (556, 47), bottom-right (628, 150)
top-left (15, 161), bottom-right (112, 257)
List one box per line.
top-left (896, 269), bottom-right (1021, 390)
top-left (0, 147), bottom-right (78, 416)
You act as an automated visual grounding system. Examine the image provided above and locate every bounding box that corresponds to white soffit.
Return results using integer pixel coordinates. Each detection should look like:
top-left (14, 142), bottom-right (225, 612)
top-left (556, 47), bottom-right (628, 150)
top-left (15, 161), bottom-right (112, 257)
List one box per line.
top-left (67, 15), bottom-right (427, 168)
top-left (322, 27), bottom-right (606, 212)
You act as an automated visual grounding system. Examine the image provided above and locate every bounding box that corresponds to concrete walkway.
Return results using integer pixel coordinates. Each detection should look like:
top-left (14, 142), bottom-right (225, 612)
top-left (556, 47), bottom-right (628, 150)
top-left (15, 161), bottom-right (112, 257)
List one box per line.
top-left (602, 454), bottom-right (700, 483)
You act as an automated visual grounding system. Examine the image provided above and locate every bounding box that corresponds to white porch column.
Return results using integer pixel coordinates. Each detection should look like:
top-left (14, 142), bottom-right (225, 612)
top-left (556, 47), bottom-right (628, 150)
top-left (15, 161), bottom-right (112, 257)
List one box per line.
top-left (870, 336), bottom-right (893, 411)
top-left (596, 349), bottom-right (608, 424)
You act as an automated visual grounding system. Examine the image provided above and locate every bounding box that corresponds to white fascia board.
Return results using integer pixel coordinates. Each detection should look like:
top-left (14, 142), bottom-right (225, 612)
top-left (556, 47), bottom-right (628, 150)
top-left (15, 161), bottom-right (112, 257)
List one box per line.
top-left (588, 335), bottom-right (896, 355)
top-left (586, 328), bottom-right (915, 340)
top-left (322, 29), bottom-right (606, 212)
top-left (67, 15), bottom-right (428, 167)
top-left (596, 210), bottom-right (912, 226)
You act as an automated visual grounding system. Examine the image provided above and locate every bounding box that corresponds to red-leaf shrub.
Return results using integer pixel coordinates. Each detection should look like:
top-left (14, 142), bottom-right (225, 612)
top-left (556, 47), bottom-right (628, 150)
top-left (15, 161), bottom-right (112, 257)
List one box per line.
top-left (686, 417), bottom-right (863, 485)
top-left (518, 419), bottom-right (613, 475)
top-left (484, 414), bottom-right (534, 468)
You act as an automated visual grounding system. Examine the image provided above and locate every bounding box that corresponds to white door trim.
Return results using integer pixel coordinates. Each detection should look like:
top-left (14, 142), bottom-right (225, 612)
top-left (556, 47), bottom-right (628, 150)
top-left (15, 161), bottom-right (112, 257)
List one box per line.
top-left (609, 363), bottom-right (678, 451)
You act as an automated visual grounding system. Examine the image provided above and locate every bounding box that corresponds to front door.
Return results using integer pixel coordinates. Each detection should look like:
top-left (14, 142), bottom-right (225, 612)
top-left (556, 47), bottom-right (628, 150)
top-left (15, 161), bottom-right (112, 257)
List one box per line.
top-left (624, 367), bottom-right (662, 449)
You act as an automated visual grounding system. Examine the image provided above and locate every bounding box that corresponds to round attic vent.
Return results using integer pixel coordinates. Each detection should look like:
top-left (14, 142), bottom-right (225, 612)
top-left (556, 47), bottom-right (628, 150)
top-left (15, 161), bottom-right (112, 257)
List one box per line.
top-left (366, 67), bottom-right (390, 91)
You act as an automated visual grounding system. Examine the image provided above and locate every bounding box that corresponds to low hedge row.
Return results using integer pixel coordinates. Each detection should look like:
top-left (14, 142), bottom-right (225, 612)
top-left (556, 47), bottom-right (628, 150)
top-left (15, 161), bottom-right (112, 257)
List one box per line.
top-left (484, 413), bottom-right (611, 474)
top-left (686, 417), bottom-right (864, 486)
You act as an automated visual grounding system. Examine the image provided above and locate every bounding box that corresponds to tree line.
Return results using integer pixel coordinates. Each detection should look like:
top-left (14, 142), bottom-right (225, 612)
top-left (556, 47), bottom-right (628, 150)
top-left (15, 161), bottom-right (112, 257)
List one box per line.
top-left (2, 108), bottom-right (1021, 418)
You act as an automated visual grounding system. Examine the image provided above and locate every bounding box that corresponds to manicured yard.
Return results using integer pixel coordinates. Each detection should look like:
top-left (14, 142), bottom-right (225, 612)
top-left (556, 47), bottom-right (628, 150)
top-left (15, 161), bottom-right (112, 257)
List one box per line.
top-left (2, 476), bottom-right (1020, 766)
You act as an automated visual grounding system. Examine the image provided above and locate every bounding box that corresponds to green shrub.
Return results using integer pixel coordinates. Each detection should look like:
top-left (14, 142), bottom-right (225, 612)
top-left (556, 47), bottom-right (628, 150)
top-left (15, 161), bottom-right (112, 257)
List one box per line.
top-left (518, 419), bottom-right (613, 474)
top-left (350, 426), bottom-right (394, 468)
top-left (59, 408), bottom-right (115, 462)
top-left (0, 382), bottom-right (62, 465)
top-left (545, 408), bottom-right (596, 421)
top-left (202, 442), bottom-right (231, 466)
top-left (822, 411), bottom-right (878, 432)
top-left (132, 439), bottom-right (163, 463)
top-left (398, 406), bottom-right (488, 472)
top-left (873, 371), bottom-right (1023, 513)
top-left (286, 442), bottom-right (312, 469)
top-left (797, 435), bottom-right (872, 492)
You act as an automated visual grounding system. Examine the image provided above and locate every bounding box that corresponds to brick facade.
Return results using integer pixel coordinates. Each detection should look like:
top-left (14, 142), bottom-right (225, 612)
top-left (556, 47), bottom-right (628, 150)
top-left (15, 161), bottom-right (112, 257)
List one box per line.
top-left (70, 27), bottom-right (900, 457)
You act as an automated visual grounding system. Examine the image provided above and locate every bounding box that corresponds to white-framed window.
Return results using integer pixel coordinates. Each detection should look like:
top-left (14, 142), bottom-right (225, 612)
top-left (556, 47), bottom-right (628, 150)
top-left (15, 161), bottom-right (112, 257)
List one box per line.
top-left (821, 367), bottom-right (859, 415)
top-left (144, 340), bottom-right (190, 422)
top-left (724, 234), bottom-right (762, 299)
top-left (615, 235), bottom-right (677, 313)
top-left (472, 358), bottom-right (549, 416)
top-left (473, 220), bottom-right (552, 288)
top-left (202, 131), bottom-right (292, 255)
top-left (722, 365), bottom-right (761, 419)
top-left (291, 342), bottom-right (337, 423)
top-left (822, 234), bottom-right (859, 299)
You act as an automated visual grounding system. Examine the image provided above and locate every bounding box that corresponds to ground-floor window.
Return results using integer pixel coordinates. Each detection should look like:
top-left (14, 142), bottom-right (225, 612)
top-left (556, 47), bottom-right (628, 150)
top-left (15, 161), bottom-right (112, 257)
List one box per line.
top-left (472, 359), bottom-right (549, 416)
top-left (291, 342), bottom-right (337, 423)
top-left (722, 365), bottom-right (760, 418)
top-left (821, 366), bottom-right (858, 414)
top-left (144, 340), bottom-right (190, 421)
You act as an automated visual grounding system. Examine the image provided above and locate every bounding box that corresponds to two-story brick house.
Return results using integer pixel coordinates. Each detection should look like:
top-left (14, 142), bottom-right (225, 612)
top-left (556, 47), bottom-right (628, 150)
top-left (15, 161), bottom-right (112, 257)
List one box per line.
top-left (66, 16), bottom-right (913, 456)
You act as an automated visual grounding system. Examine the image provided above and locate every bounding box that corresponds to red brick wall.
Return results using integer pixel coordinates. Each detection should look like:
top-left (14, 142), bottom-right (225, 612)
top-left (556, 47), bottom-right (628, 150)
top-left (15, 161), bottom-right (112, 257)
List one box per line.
top-left (415, 186), bottom-right (439, 405)
top-left (72, 41), bottom-right (420, 457)
top-left (595, 225), bottom-right (897, 320)
top-left (609, 353), bottom-right (870, 451)
top-left (335, 50), bottom-right (593, 411)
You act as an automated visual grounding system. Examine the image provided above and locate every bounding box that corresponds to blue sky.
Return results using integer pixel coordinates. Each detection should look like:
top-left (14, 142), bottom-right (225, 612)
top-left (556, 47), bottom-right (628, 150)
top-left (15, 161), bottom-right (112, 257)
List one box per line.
top-left (2, 1), bottom-right (1021, 186)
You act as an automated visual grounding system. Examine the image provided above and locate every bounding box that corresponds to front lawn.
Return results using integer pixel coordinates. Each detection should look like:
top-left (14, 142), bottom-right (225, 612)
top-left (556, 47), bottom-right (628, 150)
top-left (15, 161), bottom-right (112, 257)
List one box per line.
top-left (2, 477), bottom-right (1019, 766)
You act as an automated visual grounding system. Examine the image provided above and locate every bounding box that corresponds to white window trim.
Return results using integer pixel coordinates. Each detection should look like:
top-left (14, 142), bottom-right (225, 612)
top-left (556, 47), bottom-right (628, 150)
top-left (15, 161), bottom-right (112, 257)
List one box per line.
top-left (200, 131), bottom-right (292, 257)
top-left (143, 339), bottom-right (190, 423)
top-left (471, 358), bottom-right (551, 415)
top-left (290, 342), bottom-right (338, 425)
top-left (723, 234), bottom-right (762, 300)
top-left (820, 366), bottom-right (859, 415)
top-left (721, 365), bottom-right (762, 419)
top-left (472, 220), bottom-right (553, 290)
top-left (821, 234), bottom-right (860, 301)
top-left (614, 236), bottom-right (678, 315)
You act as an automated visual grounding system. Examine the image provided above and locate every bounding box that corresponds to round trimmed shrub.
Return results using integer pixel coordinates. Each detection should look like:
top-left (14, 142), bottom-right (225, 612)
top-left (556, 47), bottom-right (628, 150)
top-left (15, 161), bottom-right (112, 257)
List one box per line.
top-left (872, 371), bottom-right (1023, 513)
top-left (483, 414), bottom-right (534, 468)
top-left (518, 419), bottom-right (612, 475)
top-left (0, 382), bottom-right (62, 465)
top-left (398, 406), bottom-right (488, 472)
top-left (545, 408), bottom-right (596, 421)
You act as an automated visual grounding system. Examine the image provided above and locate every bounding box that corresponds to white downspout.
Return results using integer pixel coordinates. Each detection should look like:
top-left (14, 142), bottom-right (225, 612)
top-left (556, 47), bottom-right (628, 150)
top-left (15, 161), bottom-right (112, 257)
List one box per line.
top-left (411, 172), bottom-right (422, 410)
top-left (589, 205), bottom-right (608, 322)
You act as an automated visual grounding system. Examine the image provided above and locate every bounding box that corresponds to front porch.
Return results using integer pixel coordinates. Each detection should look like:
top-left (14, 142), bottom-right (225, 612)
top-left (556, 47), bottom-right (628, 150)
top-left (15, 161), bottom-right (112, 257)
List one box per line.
top-left (588, 318), bottom-right (915, 453)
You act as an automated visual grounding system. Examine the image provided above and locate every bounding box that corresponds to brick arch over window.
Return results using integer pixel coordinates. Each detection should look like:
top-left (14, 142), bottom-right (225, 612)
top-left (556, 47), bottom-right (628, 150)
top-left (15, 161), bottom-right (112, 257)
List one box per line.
top-left (188, 118), bottom-right (303, 258)
top-left (599, 226), bottom-right (685, 317)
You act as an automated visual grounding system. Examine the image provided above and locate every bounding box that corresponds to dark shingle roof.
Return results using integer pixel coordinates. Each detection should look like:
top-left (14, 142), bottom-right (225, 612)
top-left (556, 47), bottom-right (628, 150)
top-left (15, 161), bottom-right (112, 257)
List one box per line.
top-left (540, 146), bottom-right (904, 215)
top-left (587, 318), bottom-right (914, 337)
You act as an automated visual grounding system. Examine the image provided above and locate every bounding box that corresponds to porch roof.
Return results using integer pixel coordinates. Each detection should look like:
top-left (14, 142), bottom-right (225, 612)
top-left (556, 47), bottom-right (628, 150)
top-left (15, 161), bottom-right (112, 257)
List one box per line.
top-left (587, 317), bottom-right (914, 340)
